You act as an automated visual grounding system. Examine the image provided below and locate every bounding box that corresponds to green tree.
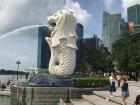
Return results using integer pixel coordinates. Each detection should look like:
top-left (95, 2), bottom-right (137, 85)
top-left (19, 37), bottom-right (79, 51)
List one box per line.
top-left (81, 45), bottom-right (114, 73)
top-left (112, 33), bottom-right (140, 72)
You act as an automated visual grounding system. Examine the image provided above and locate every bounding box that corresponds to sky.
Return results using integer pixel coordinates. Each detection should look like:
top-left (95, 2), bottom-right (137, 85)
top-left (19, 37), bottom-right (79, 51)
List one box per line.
top-left (0, 0), bottom-right (139, 71)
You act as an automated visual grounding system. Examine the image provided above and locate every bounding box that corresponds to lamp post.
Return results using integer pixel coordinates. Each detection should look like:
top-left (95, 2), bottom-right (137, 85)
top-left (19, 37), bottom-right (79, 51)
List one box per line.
top-left (16, 60), bottom-right (21, 80)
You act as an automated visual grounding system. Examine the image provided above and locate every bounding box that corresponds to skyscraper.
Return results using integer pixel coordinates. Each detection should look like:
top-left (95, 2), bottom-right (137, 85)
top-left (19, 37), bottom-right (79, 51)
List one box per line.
top-left (127, 4), bottom-right (140, 32)
top-left (127, 4), bottom-right (140, 25)
top-left (119, 20), bottom-right (129, 35)
top-left (83, 35), bottom-right (100, 49)
top-left (77, 23), bottom-right (83, 39)
top-left (37, 26), bottom-right (51, 69)
top-left (102, 11), bottom-right (122, 51)
top-left (75, 23), bottom-right (84, 73)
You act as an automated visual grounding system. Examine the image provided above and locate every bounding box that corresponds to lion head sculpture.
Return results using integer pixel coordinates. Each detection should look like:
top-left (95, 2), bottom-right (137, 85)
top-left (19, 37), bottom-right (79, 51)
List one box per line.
top-left (47, 10), bottom-right (77, 49)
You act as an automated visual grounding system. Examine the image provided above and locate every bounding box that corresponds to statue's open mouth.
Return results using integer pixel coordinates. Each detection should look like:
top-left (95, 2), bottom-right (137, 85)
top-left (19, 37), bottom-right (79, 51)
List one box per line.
top-left (47, 17), bottom-right (56, 28)
top-left (50, 22), bottom-right (56, 27)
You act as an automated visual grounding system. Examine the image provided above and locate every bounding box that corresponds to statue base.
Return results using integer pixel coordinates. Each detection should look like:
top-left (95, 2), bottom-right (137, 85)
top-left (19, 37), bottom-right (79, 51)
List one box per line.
top-left (10, 86), bottom-right (93, 105)
top-left (29, 69), bottom-right (73, 86)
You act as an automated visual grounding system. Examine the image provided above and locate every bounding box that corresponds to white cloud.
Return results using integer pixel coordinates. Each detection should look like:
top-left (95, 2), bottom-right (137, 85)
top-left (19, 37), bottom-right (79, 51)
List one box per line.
top-left (103, 0), bottom-right (116, 9)
top-left (0, 0), bottom-right (91, 35)
top-left (122, 0), bottom-right (140, 17)
top-left (64, 0), bottom-right (91, 25)
top-left (0, 0), bottom-right (64, 34)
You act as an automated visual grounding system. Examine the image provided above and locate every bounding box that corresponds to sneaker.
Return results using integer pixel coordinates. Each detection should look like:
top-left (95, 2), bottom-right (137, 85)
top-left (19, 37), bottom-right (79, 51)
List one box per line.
top-left (110, 95), bottom-right (114, 97)
top-left (106, 97), bottom-right (109, 101)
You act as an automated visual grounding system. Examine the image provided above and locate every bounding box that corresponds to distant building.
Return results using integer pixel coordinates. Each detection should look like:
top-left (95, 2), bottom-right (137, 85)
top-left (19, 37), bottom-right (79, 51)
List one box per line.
top-left (127, 4), bottom-right (140, 25)
top-left (127, 4), bottom-right (140, 32)
top-left (77, 23), bottom-right (83, 39)
top-left (102, 11), bottom-right (122, 51)
top-left (75, 23), bottom-right (84, 72)
top-left (83, 35), bottom-right (101, 49)
top-left (37, 26), bottom-right (51, 69)
top-left (129, 30), bottom-right (140, 39)
top-left (119, 20), bottom-right (129, 35)
top-left (75, 39), bottom-right (84, 73)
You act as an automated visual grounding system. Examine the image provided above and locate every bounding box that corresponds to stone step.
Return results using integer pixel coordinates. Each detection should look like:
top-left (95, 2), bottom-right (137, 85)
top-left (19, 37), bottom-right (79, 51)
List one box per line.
top-left (65, 103), bottom-right (73, 105)
top-left (11, 98), bottom-right (61, 103)
top-left (82, 95), bottom-right (119, 105)
top-left (93, 91), bottom-right (133, 105)
top-left (0, 90), bottom-right (11, 97)
top-left (25, 103), bottom-right (57, 105)
top-left (70, 99), bottom-right (93, 105)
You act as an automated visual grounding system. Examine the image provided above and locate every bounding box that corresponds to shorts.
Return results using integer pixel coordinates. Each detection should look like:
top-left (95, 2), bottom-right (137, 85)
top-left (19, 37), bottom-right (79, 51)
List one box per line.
top-left (122, 91), bottom-right (128, 98)
top-left (109, 85), bottom-right (116, 92)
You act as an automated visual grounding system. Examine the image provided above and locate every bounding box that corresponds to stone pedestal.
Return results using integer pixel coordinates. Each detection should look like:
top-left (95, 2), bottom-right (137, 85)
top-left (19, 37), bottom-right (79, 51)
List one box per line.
top-left (29, 72), bottom-right (73, 86)
top-left (10, 86), bottom-right (93, 105)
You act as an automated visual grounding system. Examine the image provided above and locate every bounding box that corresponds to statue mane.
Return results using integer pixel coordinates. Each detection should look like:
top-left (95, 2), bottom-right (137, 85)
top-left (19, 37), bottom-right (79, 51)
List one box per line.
top-left (47, 10), bottom-right (77, 49)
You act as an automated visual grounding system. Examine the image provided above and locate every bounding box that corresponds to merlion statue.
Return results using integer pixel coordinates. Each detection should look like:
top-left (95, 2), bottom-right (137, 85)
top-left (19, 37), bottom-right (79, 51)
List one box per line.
top-left (45, 10), bottom-right (78, 76)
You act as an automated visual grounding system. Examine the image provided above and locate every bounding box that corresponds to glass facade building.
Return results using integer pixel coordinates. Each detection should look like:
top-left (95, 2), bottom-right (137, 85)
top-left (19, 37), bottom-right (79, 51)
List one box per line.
top-left (127, 4), bottom-right (140, 25)
top-left (83, 35), bottom-right (100, 49)
top-left (77, 23), bottom-right (83, 39)
top-left (127, 4), bottom-right (140, 32)
top-left (102, 11), bottom-right (122, 51)
top-left (37, 26), bottom-right (51, 69)
top-left (119, 21), bottom-right (129, 35)
top-left (75, 23), bottom-right (84, 72)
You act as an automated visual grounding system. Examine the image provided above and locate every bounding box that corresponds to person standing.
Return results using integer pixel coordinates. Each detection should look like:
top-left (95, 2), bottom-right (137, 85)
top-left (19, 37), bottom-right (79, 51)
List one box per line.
top-left (135, 72), bottom-right (139, 82)
top-left (109, 73), bottom-right (116, 97)
top-left (116, 73), bottom-right (122, 87)
top-left (134, 95), bottom-right (140, 105)
top-left (120, 78), bottom-right (129, 105)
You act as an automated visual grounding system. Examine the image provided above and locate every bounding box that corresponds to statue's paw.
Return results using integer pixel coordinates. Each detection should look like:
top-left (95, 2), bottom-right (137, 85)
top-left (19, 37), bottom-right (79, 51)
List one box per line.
top-left (45, 37), bottom-right (52, 46)
top-left (45, 37), bottom-right (48, 40)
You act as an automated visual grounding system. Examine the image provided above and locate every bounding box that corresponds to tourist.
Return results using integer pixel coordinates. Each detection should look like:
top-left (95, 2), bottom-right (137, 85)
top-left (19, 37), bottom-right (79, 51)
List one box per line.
top-left (120, 77), bottom-right (129, 105)
top-left (132, 72), bottom-right (135, 80)
top-left (116, 73), bottom-right (122, 87)
top-left (84, 67), bottom-right (90, 76)
top-left (134, 95), bottom-right (140, 105)
top-left (109, 73), bottom-right (116, 97)
top-left (135, 72), bottom-right (139, 82)
top-left (7, 80), bottom-right (11, 87)
top-left (129, 72), bottom-right (133, 81)
top-left (1, 83), bottom-right (7, 91)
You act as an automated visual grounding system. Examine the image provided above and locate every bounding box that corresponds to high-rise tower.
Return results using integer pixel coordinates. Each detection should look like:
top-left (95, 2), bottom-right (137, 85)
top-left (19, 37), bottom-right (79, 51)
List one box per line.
top-left (127, 4), bottom-right (140, 32)
top-left (37, 26), bottom-right (51, 69)
top-left (102, 11), bottom-right (122, 51)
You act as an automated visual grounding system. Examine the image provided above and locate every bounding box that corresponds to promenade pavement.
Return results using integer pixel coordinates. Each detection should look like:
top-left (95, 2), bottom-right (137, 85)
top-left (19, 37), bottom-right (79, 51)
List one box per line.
top-left (67, 81), bottom-right (140, 105)
top-left (93, 81), bottom-right (140, 104)
top-left (113, 81), bottom-right (140, 102)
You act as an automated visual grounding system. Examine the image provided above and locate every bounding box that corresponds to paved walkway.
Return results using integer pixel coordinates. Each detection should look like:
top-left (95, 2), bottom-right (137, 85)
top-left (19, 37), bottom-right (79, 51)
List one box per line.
top-left (113, 81), bottom-right (140, 102)
top-left (93, 81), bottom-right (140, 104)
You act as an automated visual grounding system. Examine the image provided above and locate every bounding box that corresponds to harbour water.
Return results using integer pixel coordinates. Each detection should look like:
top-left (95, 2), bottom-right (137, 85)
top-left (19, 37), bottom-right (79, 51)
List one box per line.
top-left (0, 74), bottom-right (26, 105)
top-left (0, 74), bottom-right (26, 82)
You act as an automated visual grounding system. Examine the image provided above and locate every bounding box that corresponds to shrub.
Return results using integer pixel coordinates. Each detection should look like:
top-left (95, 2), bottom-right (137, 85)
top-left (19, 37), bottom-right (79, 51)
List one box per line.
top-left (72, 76), bottom-right (109, 87)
